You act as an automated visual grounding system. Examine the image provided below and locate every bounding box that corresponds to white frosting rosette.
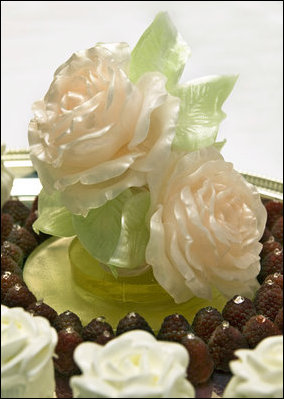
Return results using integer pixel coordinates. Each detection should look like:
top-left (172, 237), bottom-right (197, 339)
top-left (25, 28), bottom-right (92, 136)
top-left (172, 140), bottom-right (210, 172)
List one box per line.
top-left (146, 146), bottom-right (267, 303)
top-left (29, 42), bottom-right (180, 216)
top-left (1, 305), bottom-right (58, 398)
top-left (70, 330), bottom-right (195, 398)
top-left (223, 335), bottom-right (283, 398)
top-left (1, 144), bottom-right (14, 208)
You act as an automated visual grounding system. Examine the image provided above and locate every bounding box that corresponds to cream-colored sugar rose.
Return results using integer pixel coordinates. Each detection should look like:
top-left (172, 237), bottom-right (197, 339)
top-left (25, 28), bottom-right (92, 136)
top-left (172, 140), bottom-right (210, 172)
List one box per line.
top-left (223, 335), bottom-right (283, 398)
top-left (70, 330), bottom-right (195, 398)
top-left (146, 146), bottom-right (267, 303)
top-left (1, 305), bottom-right (57, 398)
top-left (29, 43), bottom-right (180, 215)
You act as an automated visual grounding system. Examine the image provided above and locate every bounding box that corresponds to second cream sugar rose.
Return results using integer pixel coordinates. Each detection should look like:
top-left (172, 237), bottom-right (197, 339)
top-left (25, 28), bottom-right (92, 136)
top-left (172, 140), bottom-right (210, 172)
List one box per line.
top-left (1, 305), bottom-right (58, 398)
top-left (223, 335), bottom-right (283, 398)
top-left (70, 330), bottom-right (195, 398)
top-left (146, 146), bottom-right (267, 303)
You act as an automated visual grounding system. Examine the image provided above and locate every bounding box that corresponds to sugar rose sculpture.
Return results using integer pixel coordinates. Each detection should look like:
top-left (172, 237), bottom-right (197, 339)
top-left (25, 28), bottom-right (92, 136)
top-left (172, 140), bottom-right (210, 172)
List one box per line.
top-left (29, 12), bottom-right (267, 302)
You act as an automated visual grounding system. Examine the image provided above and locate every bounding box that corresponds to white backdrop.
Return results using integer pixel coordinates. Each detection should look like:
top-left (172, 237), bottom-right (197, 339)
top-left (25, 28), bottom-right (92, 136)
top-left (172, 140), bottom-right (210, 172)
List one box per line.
top-left (1, 1), bottom-right (283, 180)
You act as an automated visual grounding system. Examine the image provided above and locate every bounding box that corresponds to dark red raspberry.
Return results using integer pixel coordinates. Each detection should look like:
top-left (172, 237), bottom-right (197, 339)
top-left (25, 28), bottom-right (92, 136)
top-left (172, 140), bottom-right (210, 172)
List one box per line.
top-left (271, 216), bottom-right (283, 244)
top-left (55, 371), bottom-right (74, 398)
top-left (157, 313), bottom-right (192, 342)
top-left (95, 330), bottom-right (115, 345)
top-left (116, 312), bottom-right (155, 336)
top-left (181, 333), bottom-right (214, 386)
top-left (82, 316), bottom-right (114, 344)
top-left (260, 227), bottom-right (272, 243)
top-left (254, 280), bottom-right (283, 321)
top-left (31, 196), bottom-right (39, 213)
top-left (264, 272), bottom-right (283, 290)
top-left (2, 199), bottom-right (30, 226)
top-left (26, 300), bottom-right (58, 323)
top-left (243, 315), bottom-right (280, 348)
top-left (265, 200), bottom-right (283, 230)
top-left (208, 321), bottom-right (248, 372)
top-left (7, 225), bottom-right (38, 257)
top-left (192, 307), bottom-right (224, 343)
top-left (23, 212), bottom-right (50, 244)
top-left (260, 237), bottom-right (282, 260)
top-left (52, 310), bottom-right (83, 335)
top-left (24, 211), bottom-right (39, 238)
top-left (1, 241), bottom-right (24, 267)
top-left (222, 295), bottom-right (257, 332)
top-left (54, 328), bottom-right (83, 376)
top-left (1, 271), bottom-right (24, 301)
top-left (4, 283), bottom-right (37, 308)
top-left (258, 247), bottom-right (283, 283)
top-left (1, 253), bottom-right (23, 277)
top-left (1, 213), bottom-right (14, 244)
top-left (274, 308), bottom-right (283, 332)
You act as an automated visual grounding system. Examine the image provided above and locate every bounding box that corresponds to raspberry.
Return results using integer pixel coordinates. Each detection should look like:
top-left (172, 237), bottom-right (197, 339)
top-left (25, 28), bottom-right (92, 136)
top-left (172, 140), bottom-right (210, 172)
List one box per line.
top-left (31, 196), bottom-right (39, 213)
top-left (7, 225), bottom-right (38, 257)
top-left (55, 372), bottom-right (74, 398)
top-left (222, 295), bottom-right (256, 332)
top-left (1, 254), bottom-right (23, 277)
top-left (4, 283), bottom-right (37, 308)
top-left (116, 312), bottom-right (154, 336)
top-left (181, 333), bottom-right (214, 386)
top-left (274, 308), bottom-right (283, 332)
top-left (2, 199), bottom-right (30, 226)
top-left (24, 211), bottom-right (39, 238)
top-left (52, 310), bottom-right (83, 335)
top-left (264, 272), bottom-right (283, 290)
top-left (192, 307), bottom-right (224, 343)
top-left (260, 237), bottom-right (282, 260)
top-left (260, 227), bottom-right (272, 243)
top-left (243, 315), bottom-right (280, 348)
top-left (265, 200), bottom-right (283, 230)
top-left (254, 280), bottom-right (283, 321)
top-left (54, 328), bottom-right (83, 376)
top-left (157, 313), bottom-right (192, 342)
top-left (26, 300), bottom-right (58, 323)
top-left (271, 216), bottom-right (283, 244)
top-left (1, 241), bottom-right (24, 267)
top-left (95, 330), bottom-right (115, 345)
top-left (1, 271), bottom-right (24, 301)
top-left (258, 247), bottom-right (283, 283)
top-left (23, 212), bottom-right (50, 244)
top-left (82, 316), bottom-right (114, 344)
top-left (208, 321), bottom-right (248, 372)
top-left (1, 213), bottom-right (14, 244)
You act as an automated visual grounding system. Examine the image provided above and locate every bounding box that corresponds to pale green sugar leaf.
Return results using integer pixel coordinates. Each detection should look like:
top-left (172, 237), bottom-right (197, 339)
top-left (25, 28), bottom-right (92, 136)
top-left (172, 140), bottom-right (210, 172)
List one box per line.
top-left (108, 191), bottom-right (150, 269)
top-left (72, 189), bottom-right (133, 265)
top-left (129, 12), bottom-right (191, 89)
top-left (172, 75), bottom-right (238, 151)
top-left (33, 189), bottom-right (75, 237)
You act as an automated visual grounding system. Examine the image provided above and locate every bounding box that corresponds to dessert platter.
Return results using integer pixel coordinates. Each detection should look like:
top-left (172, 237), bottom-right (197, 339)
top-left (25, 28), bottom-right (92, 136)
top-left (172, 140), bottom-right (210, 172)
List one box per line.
top-left (1, 12), bottom-right (283, 398)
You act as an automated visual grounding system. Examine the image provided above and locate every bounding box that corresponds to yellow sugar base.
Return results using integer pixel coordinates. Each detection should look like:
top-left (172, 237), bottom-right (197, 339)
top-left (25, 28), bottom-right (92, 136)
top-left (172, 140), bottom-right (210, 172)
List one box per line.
top-left (24, 237), bottom-right (227, 332)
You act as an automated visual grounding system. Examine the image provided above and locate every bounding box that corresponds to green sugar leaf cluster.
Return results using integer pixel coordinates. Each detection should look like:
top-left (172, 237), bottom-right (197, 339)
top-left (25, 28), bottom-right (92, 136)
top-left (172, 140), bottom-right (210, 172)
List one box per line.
top-left (34, 188), bottom-right (150, 273)
top-left (130, 12), bottom-right (237, 153)
top-left (171, 75), bottom-right (238, 151)
top-left (129, 12), bottom-right (191, 90)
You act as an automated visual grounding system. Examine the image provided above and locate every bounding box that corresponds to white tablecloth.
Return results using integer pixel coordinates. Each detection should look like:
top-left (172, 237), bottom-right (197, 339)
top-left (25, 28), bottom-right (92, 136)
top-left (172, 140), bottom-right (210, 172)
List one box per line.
top-left (1, 1), bottom-right (283, 180)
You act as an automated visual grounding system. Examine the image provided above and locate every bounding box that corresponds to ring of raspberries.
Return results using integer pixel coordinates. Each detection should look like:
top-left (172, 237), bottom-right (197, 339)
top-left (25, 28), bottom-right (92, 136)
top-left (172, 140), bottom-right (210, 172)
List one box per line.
top-left (1, 196), bottom-right (283, 398)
